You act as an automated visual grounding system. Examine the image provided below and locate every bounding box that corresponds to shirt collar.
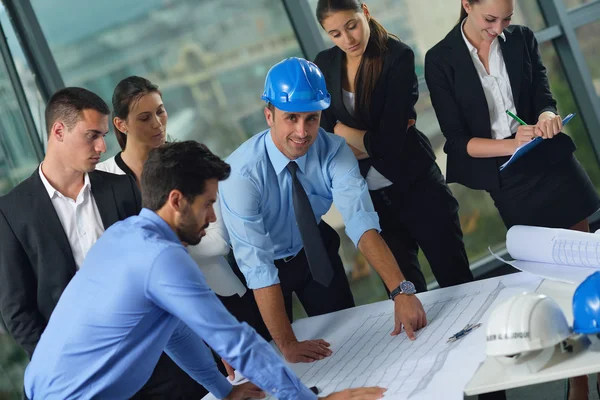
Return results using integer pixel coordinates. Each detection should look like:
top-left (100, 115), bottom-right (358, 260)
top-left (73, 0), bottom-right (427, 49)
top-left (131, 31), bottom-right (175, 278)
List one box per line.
top-left (461, 18), bottom-right (506, 55)
top-left (139, 208), bottom-right (182, 245)
top-left (264, 129), bottom-right (308, 175)
top-left (38, 163), bottom-right (91, 199)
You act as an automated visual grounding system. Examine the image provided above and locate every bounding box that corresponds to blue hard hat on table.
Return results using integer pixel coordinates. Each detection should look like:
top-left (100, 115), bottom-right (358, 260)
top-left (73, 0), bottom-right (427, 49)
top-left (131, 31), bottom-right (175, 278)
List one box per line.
top-left (572, 271), bottom-right (600, 334)
top-left (261, 57), bottom-right (331, 112)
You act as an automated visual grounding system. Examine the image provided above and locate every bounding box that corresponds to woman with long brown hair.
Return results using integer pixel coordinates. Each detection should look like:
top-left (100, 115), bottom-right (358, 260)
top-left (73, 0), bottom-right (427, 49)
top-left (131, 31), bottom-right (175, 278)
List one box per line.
top-left (314, 0), bottom-right (474, 293)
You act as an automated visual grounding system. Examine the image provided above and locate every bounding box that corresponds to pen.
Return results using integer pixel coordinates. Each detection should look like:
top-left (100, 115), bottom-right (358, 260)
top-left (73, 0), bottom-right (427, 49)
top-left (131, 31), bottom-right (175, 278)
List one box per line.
top-left (506, 110), bottom-right (527, 126)
top-left (310, 386), bottom-right (319, 394)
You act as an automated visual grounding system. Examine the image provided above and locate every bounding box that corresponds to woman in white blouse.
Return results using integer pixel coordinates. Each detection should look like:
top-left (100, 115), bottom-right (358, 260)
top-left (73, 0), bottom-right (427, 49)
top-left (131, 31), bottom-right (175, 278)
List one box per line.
top-left (96, 76), bottom-right (245, 298)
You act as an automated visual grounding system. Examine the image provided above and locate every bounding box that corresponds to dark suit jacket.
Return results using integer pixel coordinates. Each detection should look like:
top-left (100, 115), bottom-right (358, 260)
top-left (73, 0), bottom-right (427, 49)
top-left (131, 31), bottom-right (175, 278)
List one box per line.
top-left (0, 168), bottom-right (141, 357)
top-left (314, 38), bottom-right (436, 192)
top-left (425, 23), bottom-right (575, 191)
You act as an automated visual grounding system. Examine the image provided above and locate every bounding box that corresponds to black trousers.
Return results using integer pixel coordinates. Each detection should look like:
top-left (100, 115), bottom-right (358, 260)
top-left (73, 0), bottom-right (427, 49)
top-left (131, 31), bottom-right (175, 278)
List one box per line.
top-left (370, 164), bottom-right (473, 293)
top-left (130, 353), bottom-right (207, 400)
top-left (220, 221), bottom-right (355, 341)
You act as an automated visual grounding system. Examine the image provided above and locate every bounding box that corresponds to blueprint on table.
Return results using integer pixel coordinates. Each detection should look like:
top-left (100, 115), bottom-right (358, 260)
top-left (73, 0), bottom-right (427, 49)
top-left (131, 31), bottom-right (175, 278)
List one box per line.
top-left (203, 273), bottom-right (542, 400)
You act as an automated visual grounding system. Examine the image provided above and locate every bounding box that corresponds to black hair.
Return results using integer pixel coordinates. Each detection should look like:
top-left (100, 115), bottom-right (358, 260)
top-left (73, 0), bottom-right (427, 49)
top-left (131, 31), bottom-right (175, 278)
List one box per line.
top-left (45, 87), bottom-right (110, 136)
top-left (141, 141), bottom-right (231, 211)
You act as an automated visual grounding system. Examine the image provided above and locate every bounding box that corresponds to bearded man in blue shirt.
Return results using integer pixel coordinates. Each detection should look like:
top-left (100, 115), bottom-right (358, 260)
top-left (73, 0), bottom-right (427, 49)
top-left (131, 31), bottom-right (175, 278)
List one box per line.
top-left (23, 141), bottom-right (385, 400)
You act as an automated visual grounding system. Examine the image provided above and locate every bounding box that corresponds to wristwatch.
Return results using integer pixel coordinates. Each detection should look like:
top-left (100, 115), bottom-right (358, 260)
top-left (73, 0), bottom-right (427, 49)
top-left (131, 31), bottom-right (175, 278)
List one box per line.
top-left (389, 280), bottom-right (416, 300)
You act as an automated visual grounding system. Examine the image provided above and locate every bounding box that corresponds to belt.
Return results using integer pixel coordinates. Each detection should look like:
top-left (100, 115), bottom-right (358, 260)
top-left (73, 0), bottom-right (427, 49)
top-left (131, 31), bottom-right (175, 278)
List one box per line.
top-left (280, 250), bottom-right (301, 263)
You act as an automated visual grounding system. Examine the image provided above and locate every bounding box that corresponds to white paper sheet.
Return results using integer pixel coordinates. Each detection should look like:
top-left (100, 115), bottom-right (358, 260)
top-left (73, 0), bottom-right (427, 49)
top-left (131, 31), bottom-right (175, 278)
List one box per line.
top-left (490, 249), bottom-right (597, 285)
top-left (507, 225), bottom-right (600, 267)
top-left (203, 273), bottom-right (542, 400)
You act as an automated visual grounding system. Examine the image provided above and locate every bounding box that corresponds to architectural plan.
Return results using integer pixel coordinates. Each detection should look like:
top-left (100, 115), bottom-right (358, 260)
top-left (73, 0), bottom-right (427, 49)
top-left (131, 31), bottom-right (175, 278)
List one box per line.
top-left (203, 273), bottom-right (542, 400)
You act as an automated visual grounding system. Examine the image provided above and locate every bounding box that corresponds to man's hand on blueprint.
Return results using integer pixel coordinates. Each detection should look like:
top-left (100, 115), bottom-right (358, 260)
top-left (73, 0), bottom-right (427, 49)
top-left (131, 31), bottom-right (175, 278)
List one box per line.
top-left (321, 386), bottom-right (387, 399)
top-left (281, 338), bottom-right (333, 363)
top-left (223, 381), bottom-right (265, 400)
top-left (392, 295), bottom-right (427, 340)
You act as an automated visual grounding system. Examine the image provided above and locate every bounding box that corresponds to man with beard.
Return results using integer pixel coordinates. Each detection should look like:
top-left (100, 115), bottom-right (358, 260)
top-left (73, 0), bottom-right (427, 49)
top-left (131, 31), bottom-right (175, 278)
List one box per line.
top-left (23, 141), bottom-right (385, 400)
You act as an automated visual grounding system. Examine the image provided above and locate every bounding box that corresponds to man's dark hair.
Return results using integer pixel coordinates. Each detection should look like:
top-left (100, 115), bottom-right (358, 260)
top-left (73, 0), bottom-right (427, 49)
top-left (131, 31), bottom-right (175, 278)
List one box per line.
top-left (45, 87), bottom-right (110, 136)
top-left (141, 141), bottom-right (231, 211)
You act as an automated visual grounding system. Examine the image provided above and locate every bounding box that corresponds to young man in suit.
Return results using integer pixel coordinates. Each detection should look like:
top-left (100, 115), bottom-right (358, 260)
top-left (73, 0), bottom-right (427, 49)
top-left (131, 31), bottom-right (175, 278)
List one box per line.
top-left (0, 87), bottom-right (194, 399)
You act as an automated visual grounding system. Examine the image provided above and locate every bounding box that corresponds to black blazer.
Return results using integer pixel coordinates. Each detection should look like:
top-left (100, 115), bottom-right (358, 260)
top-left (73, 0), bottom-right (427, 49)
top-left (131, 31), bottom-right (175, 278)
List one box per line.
top-left (314, 38), bottom-right (436, 191)
top-left (0, 168), bottom-right (141, 357)
top-left (425, 23), bottom-right (575, 191)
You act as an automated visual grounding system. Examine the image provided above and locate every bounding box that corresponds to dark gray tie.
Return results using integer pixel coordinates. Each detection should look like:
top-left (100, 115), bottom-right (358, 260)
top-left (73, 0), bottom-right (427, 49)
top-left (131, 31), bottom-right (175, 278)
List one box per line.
top-left (287, 162), bottom-right (333, 287)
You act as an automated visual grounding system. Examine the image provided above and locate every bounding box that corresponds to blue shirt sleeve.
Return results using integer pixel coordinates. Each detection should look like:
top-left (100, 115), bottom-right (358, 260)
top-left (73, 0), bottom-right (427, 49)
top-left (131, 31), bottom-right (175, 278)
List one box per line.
top-left (145, 247), bottom-right (317, 400)
top-left (219, 172), bottom-right (280, 289)
top-left (165, 321), bottom-right (232, 398)
top-left (329, 142), bottom-right (381, 246)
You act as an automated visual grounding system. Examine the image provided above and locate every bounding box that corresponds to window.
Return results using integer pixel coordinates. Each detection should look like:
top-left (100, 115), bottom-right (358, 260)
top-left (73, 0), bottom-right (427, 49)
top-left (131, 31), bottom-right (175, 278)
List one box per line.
top-left (564, 0), bottom-right (597, 9)
top-left (30, 0), bottom-right (304, 159)
top-left (576, 20), bottom-right (600, 97)
top-left (539, 41), bottom-right (600, 189)
top-left (0, 3), bottom-right (40, 396)
top-left (0, 4), bottom-right (46, 144)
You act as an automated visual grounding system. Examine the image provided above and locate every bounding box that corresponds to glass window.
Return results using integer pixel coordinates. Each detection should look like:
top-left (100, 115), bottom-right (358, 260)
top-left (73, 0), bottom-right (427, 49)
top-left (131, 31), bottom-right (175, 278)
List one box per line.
top-left (30, 0), bottom-right (303, 159)
top-left (0, 5), bottom-right (46, 145)
top-left (0, 6), bottom-right (41, 398)
top-left (576, 20), bottom-right (600, 97)
top-left (308, 0), bottom-right (545, 74)
top-left (539, 41), bottom-right (600, 190)
top-left (564, 0), bottom-right (597, 9)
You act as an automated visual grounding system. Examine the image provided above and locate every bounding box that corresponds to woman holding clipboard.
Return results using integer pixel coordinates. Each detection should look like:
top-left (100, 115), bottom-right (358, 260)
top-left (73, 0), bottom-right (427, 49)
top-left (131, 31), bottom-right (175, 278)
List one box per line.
top-left (425, 1), bottom-right (599, 397)
top-left (425, 0), bottom-right (599, 232)
top-left (313, 0), bottom-right (474, 293)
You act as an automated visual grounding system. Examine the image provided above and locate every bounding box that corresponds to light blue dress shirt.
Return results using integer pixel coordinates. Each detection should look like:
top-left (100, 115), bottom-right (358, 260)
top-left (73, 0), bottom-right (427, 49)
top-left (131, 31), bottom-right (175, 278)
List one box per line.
top-left (219, 128), bottom-right (380, 289)
top-left (24, 209), bottom-right (317, 400)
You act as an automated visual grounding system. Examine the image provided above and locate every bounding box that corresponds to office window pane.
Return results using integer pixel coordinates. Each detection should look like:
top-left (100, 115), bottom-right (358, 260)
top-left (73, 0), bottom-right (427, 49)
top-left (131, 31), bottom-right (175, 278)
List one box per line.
top-left (539, 41), bottom-right (600, 190)
top-left (308, 0), bottom-right (545, 75)
top-left (564, 0), bottom-right (596, 9)
top-left (576, 20), bottom-right (600, 96)
top-left (30, 0), bottom-right (303, 159)
top-left (0, 4), bottom-right (46, 146)
top-left (0, 7), bottom-right (40, 399)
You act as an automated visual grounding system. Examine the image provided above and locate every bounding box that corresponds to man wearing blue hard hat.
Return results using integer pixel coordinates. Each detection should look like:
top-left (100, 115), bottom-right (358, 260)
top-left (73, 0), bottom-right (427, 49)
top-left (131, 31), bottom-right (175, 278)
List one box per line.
top-left (220, 57), bottom-right (427, 364)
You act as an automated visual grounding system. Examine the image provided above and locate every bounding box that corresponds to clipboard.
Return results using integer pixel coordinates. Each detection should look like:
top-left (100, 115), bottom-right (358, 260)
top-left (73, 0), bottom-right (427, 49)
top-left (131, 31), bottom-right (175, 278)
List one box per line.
top-left (499, 113), bottom-right (576, 171)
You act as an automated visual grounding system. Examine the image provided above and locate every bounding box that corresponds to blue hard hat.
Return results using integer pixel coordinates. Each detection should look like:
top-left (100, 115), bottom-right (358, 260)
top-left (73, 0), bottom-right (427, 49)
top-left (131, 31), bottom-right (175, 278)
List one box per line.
top-left (261, 57), bottom-right (331, 112)
top-left (572, 271), bottom-right (600, 334)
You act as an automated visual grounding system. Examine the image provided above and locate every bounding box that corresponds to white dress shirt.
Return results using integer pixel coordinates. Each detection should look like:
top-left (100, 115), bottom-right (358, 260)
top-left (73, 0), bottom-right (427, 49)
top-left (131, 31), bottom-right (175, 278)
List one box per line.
top-left (461, 20), bottom-right (520, 140)
top-left (39, 165), bottom-right (104, 270)
top-left (97, 156), bottom-right (246, 296)
top-left (342, 89), bottom-right (394, 190)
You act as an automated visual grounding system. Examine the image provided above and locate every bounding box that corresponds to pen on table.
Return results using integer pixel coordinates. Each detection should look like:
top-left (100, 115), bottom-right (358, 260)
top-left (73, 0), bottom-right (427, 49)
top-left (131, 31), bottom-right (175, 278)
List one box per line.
top-left (506, 110), bottom-right (527, 126)
top-left (310, 386), bottom-right (319, 394)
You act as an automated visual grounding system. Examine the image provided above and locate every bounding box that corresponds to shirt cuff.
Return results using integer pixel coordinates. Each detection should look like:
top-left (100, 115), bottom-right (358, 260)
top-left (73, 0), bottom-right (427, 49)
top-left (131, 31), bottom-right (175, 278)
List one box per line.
top-left (205, 374), bottom-right (233, 399)
top-left (344, 210), bottom-right (381, 246)
top-left (242, 263), bottom-right (281, 289)
top-left (276, 384), bottom-right (319, 400)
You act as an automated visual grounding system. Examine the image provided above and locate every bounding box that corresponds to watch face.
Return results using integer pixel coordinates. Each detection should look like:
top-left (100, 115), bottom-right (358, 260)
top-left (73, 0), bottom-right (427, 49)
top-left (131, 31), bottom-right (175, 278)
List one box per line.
top-left (400, 280), bottom-right (416, 295)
